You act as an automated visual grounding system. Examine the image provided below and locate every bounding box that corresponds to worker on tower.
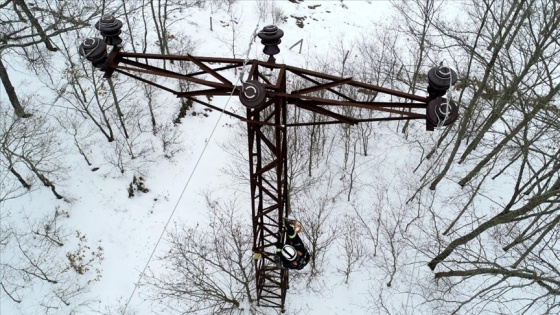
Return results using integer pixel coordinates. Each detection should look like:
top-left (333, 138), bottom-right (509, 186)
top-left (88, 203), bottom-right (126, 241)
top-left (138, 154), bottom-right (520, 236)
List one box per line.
top-left (274, 219), bottom-right (310, 270)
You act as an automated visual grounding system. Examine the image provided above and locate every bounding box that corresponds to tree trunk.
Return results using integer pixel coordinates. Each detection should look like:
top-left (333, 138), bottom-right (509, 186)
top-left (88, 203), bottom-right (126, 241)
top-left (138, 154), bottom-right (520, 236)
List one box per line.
top-left (13, 0), bottom-right (58, 52)
top-left (0, 57), bottom-right (31, 118)
top-left (10, 166), bottom-right (30, 189)
top-left (107, 78), bottom-right (129, 139)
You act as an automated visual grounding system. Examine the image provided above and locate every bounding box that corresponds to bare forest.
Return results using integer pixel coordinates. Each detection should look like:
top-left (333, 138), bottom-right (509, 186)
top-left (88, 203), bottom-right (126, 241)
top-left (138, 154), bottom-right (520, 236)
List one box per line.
top-left (1, 0), bottom-right (558, 314)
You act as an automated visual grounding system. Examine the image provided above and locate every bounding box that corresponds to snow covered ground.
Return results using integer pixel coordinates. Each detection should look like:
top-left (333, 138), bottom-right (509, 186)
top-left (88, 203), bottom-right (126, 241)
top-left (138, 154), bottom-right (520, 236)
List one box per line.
top-left (1, 1), bottom-right (462, 314)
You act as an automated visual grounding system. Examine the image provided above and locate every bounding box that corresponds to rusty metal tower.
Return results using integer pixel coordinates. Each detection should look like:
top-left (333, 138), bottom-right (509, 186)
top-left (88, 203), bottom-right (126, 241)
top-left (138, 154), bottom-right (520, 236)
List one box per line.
top-left (80, 16), bottom-right (458, 312)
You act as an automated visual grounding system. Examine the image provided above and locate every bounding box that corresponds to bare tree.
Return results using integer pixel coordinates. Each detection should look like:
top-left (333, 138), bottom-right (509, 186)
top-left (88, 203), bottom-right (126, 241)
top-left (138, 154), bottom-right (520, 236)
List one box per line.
top-left (290, 172), bottom-right (341, 286)
top-left (143, 192), bottom-right (258, 314)
top-left (216, 2), bottom-right (245, 67)
top-left (389, 0), bottom-right (443, 134)
top-left (0, 55), bottom-right (31, 117)
top-left (336, 214), bottom-right (367, 284)
top-left (146, 0), bottom-right (204, 68)
top-left (0, 0), bottom-right (104, 117)
top-left (0, 208), bottom-right (104, 314)
top-left (254, 0), bottom-right (285, 25)
top-left (387, 0), bottom-right (560, 313)
top-left (0, 107), bottom-right (68, 200)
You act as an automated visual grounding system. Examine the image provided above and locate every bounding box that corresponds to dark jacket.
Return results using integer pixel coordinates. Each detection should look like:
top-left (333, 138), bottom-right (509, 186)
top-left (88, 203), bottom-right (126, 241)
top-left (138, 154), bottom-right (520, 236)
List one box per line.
top-left (275, 224), bottom-right (310, 270)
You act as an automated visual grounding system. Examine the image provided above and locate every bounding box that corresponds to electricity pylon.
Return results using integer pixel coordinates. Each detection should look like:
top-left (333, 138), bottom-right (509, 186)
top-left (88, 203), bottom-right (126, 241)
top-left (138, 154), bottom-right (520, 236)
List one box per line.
top-left (80, 16), bottom-right (459, 312)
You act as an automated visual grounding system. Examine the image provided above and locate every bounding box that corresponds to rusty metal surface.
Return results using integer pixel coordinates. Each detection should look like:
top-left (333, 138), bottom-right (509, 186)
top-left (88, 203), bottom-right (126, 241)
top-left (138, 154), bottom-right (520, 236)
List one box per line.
top-left (285, 64), bottom-right (429, 102)
top-left (100, 51), bottom-right (433, 312)
top-left (119, 58), bottom-right (232, 89)
top-left (291, 77), bottom-right (353, 95)
top-left (245, 64), bottom-right (289, 309)
top-left (116, 52), bottom-right (246, 64)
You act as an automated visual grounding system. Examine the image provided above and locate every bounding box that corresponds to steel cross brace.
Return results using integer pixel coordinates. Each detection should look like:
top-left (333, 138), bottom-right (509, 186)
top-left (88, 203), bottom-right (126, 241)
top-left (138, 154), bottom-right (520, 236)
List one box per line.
top-left (99, 50), bottom-right (436, 312)
top-left (246, 64), bottom-right (289, 310)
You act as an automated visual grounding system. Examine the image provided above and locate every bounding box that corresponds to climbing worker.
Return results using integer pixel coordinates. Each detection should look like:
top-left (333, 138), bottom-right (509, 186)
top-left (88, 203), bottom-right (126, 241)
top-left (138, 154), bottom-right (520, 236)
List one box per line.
top-left (275, 219), bottom-right (310, 270)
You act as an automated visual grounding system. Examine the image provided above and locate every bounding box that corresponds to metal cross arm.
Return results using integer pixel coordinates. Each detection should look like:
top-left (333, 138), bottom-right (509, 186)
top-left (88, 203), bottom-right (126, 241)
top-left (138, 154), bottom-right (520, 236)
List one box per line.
top-left (106, 52), bottom-right (242, 89)
top-left (94, 48), bottom-right (451, 129)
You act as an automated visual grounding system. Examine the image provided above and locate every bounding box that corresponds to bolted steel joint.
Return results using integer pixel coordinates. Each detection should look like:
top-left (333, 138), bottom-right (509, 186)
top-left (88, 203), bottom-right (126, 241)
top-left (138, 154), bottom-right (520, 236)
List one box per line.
top-left (95, 15), bottom-right (123, 46)
top-left (79, 37), bottom-right (108, 69)
top-left (257, 25), bottom-right (284, 61)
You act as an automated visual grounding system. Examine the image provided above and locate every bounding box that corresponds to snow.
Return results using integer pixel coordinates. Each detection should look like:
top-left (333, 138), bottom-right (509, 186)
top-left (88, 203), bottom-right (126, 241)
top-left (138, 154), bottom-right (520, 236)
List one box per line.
top-left (0, 1), bottom-right (460, 314)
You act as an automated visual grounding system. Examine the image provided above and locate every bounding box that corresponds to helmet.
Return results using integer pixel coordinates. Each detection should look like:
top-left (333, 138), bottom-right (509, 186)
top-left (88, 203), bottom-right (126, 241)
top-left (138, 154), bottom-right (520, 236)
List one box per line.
top-left (281, 245), bottom-right (297, 261)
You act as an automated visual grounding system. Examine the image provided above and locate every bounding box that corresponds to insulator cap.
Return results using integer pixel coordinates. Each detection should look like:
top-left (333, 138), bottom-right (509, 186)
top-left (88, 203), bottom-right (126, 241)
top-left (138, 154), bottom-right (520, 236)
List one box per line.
top-left (239, 80), bottom-right (266, 108)
top-left (257, 25), bottom-right (284, 58)
top-left (79, 37), bottom-right (108, 68)
top-left (95, 15), bottom-right (123, 46)
top-left (427, 66), bottom-right (457, 98)
top-left (426, 97), bottom-right (458, 127)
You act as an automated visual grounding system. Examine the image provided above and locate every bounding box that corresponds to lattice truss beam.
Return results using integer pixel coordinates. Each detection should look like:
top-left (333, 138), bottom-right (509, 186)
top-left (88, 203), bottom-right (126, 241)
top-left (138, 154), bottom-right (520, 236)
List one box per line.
top-left (246, 98), bottom-right (289, 309)
top-left (103, 51), bottom-right (433, 128)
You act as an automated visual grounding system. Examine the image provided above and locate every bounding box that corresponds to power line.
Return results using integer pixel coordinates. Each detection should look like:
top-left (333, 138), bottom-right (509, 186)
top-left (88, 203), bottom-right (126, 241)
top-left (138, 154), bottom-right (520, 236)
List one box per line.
top-left (122, 23), bottom-right (260, 313)
top-left (122, 83), bottom-right (237, 313)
